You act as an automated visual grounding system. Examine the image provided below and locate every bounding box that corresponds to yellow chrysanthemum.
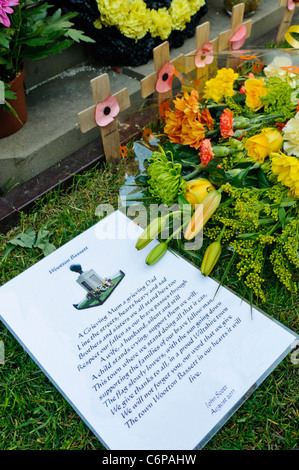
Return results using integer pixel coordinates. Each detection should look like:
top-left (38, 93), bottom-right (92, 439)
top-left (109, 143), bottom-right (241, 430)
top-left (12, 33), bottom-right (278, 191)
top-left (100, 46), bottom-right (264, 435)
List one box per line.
top-left (203, 68), bottom-right (238, 102)
top-left (271, 152), bottom-right (299, 198)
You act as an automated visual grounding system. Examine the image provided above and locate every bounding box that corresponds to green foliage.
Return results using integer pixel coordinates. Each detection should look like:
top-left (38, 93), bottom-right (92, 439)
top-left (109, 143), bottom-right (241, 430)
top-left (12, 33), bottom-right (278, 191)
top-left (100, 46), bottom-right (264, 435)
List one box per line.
top-left (2, 227), bottom-right (56, 261)
top-left (0, 1), bottom-right (94, 82)
top-left (261, 76), bottom-right (297, 122)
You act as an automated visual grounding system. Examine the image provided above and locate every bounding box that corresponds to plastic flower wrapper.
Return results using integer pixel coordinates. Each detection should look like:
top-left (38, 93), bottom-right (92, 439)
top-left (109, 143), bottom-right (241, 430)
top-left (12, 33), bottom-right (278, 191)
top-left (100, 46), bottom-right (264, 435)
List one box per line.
top-left (131, 56), bottom-right (299, 305)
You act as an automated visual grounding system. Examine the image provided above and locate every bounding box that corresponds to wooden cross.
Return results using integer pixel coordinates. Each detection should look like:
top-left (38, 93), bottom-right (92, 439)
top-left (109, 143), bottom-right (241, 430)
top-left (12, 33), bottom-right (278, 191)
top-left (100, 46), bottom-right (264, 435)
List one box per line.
top-left (217, 3), bottom-right (252, 52)
top-left (77, 73), bottom-right (130, 164)
top-left (140, 41), bottom-right (184, 114)
top-left (276, 0), bottom-right (299, 45)
top-left (184, 22), bottom-right (218, 77)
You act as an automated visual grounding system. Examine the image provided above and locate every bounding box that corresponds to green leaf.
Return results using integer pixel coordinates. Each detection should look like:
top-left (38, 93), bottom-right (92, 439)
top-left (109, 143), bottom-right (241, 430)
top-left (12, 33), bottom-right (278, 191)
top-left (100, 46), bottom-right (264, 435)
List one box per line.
top-left (20, 39), bottom-right (74, 60)
top-left (41, 243), bottom-right (56, 257)
top-left (65, 29), bottom-right (95, 43)
top-left (177, 194), bottom-right (192, 212)
top-left (278, 207), bottom-right (286, 229)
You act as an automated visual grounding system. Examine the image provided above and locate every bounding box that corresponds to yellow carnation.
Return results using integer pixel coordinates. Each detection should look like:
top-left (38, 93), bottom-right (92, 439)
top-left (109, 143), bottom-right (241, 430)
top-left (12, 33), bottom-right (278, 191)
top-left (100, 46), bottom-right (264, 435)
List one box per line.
top-left (169, 0), bottom-right (191, 30)
top-left (149, 8), bottom-right (172, 39)
top-left (271, 152), bottom-right (299, 198)
top-left (96, 0), bottom-right (129, 27)
top-left (121, 0), bottom-right (148, 40)
top-left (189, 0), bottom-right (205, 15)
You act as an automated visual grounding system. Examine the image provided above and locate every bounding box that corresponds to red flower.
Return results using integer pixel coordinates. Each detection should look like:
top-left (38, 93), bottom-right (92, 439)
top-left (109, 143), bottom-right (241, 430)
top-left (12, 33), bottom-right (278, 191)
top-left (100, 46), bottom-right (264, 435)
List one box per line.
top-left (220, 109), bottom-right (234, 138)
top-left (199, 139), bottom-right (214, 166)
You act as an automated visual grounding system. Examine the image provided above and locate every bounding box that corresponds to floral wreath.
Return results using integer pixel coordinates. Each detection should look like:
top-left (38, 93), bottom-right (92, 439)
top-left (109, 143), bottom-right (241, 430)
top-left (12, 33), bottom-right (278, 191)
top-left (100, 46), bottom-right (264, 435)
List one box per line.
top-left (94, 0), bottom-right (206, 41)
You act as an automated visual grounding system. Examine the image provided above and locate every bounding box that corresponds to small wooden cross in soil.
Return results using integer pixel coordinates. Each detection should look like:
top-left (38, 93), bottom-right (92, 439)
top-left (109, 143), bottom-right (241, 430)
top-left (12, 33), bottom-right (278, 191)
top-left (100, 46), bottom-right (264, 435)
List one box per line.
top-left (276, 0), bottom-right (299, 45)
top-left (184, 21), bottom-right (218, 79)
top-left (140, 41), bottom-right (184, 116)
top-left (217, 3), bottom-right (252, 52)
top-left (77, 73), bottom-right (130, 164)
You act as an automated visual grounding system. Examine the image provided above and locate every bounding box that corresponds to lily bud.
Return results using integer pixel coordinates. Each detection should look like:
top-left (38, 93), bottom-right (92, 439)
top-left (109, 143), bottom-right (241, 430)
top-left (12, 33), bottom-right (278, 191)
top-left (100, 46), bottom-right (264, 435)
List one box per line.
top-left (184, 189), bottom-right (222, 240)
top-left (201, 241), bottom-right (221, 276)
top-left (135, 216), bottom-right (167, 250)
top-left (145, 242), bottom-right (168, 265)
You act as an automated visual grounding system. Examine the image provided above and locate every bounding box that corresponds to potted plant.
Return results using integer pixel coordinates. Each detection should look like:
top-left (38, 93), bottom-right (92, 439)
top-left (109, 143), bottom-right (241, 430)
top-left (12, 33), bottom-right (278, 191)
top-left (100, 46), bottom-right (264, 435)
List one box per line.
top-left (0, 0), bottom-right (94, 138)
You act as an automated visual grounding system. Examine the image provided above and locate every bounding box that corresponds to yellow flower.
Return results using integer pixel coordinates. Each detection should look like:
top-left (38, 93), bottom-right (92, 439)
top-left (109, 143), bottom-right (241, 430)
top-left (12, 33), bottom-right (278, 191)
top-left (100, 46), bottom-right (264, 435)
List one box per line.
top-left (149, 8), bottom-right (171, 39)
top-left (245, 127), bottom-right (283, 163)
top-left (271, 152), bottom-right (299, 198)
top-left (169, 0), bottom-right (191, 30)
top-left (203, 68), bottom-right (238, 103)
top-left (184, 178), bottom-right (215, 208)
top-left (121, 0), bottom-right (148, 39)
top-left (244, 77), bottom-right (267, 111)
top-left (94, 0), bottom-right (205, 40)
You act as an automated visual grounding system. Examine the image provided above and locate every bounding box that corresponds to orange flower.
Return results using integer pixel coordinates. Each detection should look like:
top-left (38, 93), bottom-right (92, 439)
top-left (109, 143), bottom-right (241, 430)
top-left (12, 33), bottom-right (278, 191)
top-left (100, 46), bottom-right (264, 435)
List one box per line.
top-left (220, 109), bottom-right (234, 138)
top-left (143, 128), bottom-right (154, 142)
top-left (199, 139), bottom-right (214, 166)
top-left (252, 61), bottom-right (264, 73)
top-left (120, 145), bottom-right (128, 158)
top-left (163, 108), bottom-right (184, 144)
top-left (173, 89), bottom-right (200, 117)
top-left (200, 108), bottom-right (214, 130)
top-left (181, 117), bottom-right (206, 150)
top-left (159, 100), bottom-right (170, 118)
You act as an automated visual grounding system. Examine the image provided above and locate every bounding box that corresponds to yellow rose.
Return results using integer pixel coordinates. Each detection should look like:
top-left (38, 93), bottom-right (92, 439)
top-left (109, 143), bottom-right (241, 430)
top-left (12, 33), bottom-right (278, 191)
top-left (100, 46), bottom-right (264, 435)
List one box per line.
top-left (245, 128), bottom-right (283, 163)
top-left (184, 178), bottom-right (215, 208)
top-left (271, 152), bottom-right (299, 198)
top-left (244, 78), bottom-right (267, 111)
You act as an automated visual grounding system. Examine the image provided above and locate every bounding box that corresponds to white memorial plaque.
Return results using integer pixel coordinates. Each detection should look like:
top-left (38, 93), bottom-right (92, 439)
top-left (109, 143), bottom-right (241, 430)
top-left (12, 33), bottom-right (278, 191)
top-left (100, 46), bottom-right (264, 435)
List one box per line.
top-left (0, 210), bottom-right (297, 450)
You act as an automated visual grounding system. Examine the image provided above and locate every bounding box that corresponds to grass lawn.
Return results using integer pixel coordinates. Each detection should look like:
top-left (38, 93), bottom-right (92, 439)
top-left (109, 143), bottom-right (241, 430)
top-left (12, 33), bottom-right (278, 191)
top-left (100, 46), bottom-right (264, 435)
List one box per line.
top-left (0, 160), bottom-right (298, 450)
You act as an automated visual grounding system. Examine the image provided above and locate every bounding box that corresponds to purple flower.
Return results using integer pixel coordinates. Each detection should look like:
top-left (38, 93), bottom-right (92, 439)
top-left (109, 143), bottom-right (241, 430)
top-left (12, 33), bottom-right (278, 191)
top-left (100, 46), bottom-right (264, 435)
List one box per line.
top-left (0, 0), bottom-right (19, 28)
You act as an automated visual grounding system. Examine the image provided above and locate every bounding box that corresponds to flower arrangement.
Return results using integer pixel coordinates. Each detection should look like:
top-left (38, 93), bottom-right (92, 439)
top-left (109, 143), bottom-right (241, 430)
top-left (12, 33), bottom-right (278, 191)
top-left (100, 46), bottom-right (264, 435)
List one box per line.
top-left (93, 0), bottom-right (206, 41)
top-left (0, 0), bottom-right (94, 84)
top-left (131, 53), bottom-right (299, 305)
top-left (53, 0), bottom-right (208, 66)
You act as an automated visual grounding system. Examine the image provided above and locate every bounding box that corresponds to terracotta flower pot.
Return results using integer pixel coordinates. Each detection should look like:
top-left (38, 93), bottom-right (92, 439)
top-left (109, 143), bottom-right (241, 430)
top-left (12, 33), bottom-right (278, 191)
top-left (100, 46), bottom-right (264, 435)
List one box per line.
top-left (0, 67), bottom-right (27, 139)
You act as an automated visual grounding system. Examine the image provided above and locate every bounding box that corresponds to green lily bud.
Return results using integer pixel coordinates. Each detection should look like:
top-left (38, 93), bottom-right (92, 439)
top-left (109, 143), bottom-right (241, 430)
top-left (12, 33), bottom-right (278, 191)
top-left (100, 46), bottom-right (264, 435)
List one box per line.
top-left (145, 242), bottom-right (168, 266)
top-left (200, 241), bottom-right (221, 276)
top-left (135, 216), bottom-right (167, 250)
